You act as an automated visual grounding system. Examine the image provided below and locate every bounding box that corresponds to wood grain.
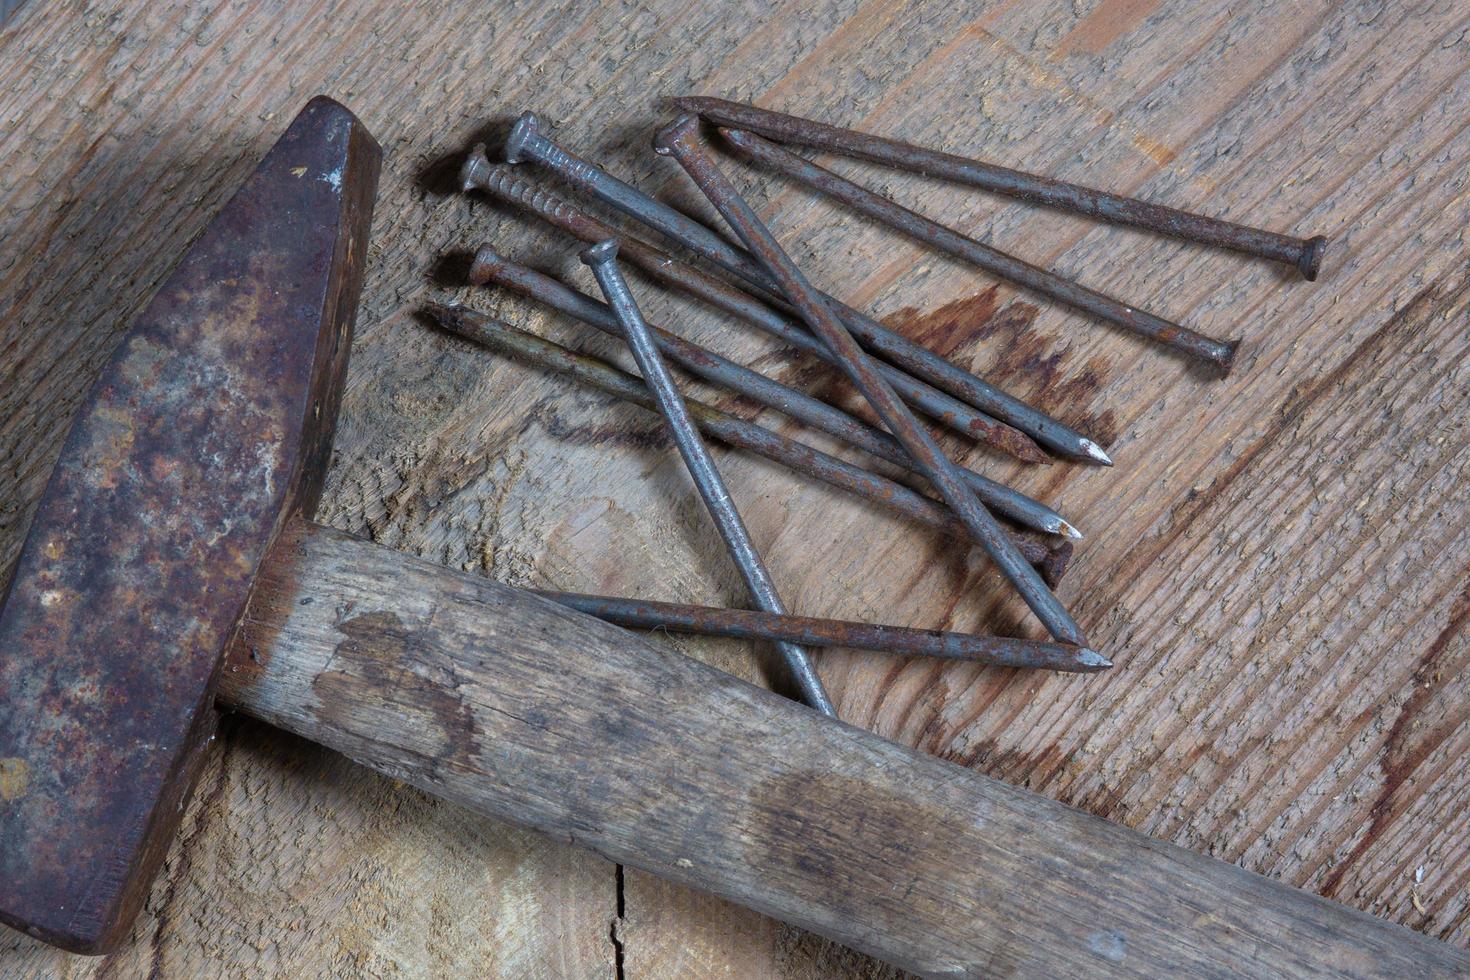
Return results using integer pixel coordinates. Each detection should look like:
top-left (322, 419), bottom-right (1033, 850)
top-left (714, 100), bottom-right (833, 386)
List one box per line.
top-left (1, 0), bottom-right (1467, 976)
top-left (217, 518), bottom-right (1468, 977)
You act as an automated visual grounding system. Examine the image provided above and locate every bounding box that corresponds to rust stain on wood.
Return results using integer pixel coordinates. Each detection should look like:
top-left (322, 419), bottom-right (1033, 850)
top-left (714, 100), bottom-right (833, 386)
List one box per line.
top-left (883, 286), bottom-right (1001, 360)
top-left (887, 290), bottom-right (1119, 445)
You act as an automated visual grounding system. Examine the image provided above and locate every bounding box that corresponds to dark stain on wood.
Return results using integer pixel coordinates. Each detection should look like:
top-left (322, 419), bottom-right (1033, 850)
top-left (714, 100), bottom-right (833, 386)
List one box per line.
top-left (1321, 581), bottom-right (1470, 900)
top-left (312, 610), bottom-right (482, 767)
top-left (743, 770), bottom-right (981, 956)
top-left (535, 401), bottom-right (673, 452)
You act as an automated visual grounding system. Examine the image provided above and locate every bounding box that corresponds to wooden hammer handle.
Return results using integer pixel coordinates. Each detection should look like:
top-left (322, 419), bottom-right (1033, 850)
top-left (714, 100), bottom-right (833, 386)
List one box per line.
top-left (218, 519), bottom-right (1462, 978)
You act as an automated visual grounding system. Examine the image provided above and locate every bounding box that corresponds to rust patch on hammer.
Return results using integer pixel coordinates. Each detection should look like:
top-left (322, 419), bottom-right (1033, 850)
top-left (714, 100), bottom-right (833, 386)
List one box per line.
top-left (0, 97), bottom-right (380, 953)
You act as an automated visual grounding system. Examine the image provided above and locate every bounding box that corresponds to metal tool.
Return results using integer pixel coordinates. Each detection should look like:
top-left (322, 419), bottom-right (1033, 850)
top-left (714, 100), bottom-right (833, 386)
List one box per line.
top-left (0, 96), bottom-right (383, 954)
top-left (720, 127), bottom-right (1239, 371)
top-left (425, 304), bottom-right (1073, 584)
top-left (653, 115), bottom-right (1089, 647)
top-left (2, 97), bottom-right (1462, 979)
top-left (535, 591), bottom-right (1109, 670)
top-left (502, 113), bottom-right (1112, 464)
top-left (675, 95), bottom-right (1329, 280)
top-left (580, 238), bottom-right (834, 716)
top-left (468, 245), bottom-right (1080, 538)
top-left (459, 150), bottom-right (1050, 462)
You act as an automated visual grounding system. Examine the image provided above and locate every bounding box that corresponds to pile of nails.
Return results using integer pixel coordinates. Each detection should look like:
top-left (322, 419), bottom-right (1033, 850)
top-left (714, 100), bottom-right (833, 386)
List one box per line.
top-left (427, 98), bottom-right (1326, 718)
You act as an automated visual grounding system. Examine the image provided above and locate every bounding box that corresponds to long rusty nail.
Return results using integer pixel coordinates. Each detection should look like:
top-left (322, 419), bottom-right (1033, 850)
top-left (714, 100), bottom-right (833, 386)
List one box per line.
top-left (579, 239), bottom-right (835, 716)
top-left (422, 304), bottom-right (1072, 585)
top-left (720, 127), bottom-right (1239, 371)
top-left (534, 591), bottom-right (1111, 672)
top-left (653, 115), bottom-right (1089, 648)
top-left (468, 244), bottom-right (1080, 539)
top-left (676, 95), bottom-right (1329, 281)
top-left (500, 114), bottom-right (1111, 465)
top-left (461, 149), bottom-right (1047, 463)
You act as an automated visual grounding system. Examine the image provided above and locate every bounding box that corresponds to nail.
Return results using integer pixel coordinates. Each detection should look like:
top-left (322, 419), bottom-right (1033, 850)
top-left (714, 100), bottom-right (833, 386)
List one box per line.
top-left (535, 591), bottom-right (1110, 672)
top-left (468, 244), bottom-right (1080, 538)
top-left (720, 127), bottom-right (1239, 372)
top-left (423, 304), bottom-right (1072, 585)
top-left (579, 239), bottom-right (835, 716)
top-left (675, 96), bottom-right (1328, 281)
top-left (652, 115), bottom-right (1089, 648)
top-left (460, 149), bottom-right (1048, 463)
top-left (498, 114), bottom-right (1110, 464)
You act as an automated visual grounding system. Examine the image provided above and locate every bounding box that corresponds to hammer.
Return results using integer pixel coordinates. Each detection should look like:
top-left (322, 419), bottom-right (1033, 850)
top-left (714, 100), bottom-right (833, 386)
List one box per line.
top-left (0, 98), bottom-right (1462, 977)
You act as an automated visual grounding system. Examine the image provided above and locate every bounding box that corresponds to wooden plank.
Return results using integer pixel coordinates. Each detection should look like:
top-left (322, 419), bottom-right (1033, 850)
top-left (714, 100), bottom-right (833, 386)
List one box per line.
top-left (0, 0), bottom-right (1466, 975)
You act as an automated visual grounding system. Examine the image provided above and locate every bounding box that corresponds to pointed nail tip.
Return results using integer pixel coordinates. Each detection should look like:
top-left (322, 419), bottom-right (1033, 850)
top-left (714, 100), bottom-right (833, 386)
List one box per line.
top-left (1013, 439), bottom-right (1051, 464)
top-left (1055, 520), bottom-right (1083, 540)
top-left (1081, 440), bottom-right (1113, 465)
top-left (1077, 650), bottom-right (1113, 670)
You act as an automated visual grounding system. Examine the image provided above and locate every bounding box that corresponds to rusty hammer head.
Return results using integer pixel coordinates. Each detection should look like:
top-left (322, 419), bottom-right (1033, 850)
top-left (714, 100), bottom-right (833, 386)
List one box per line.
top-left (0, 97), bottom-right (379, 953)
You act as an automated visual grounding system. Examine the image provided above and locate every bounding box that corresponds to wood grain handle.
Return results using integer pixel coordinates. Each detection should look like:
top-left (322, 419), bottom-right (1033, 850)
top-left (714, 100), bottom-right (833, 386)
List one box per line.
top-left (218, 519), bottom-right (1464, 978)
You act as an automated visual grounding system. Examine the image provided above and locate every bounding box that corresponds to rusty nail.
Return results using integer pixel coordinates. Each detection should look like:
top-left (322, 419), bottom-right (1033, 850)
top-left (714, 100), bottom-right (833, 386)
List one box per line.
top-left (468, 244), bottom-right (1080, 539)
top-left (579, 239), bottom-right (835, 716)
top-left (422, 304), bottom-right (1071, 585)
top-left (720, 127), bottom-right (1239, 372)
top-left (652, 115), bottom-right (1089, 648)
top-left (535, 591), bottom-right (1110, 672)
top-left (676, 96), bottom-right (1328, 281)
top-left (499, 114), bottom-right (1111, 465)
top-left (461, 150), bottom-right (1047, 462)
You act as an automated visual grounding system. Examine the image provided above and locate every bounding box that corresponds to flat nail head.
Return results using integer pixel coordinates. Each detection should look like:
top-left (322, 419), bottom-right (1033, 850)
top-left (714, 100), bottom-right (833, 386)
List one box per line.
top-left (459, 144), bottom-right (493, 193)
top-left (579, 237), bottom-right (620, 267)
top-left (1299, 235), bottom-right (1328, 282)
top-left (468, 243), bottom-right (499, 286)
top-left (652, 113), bottom-right (702, 156)
top-left (1220, 338), bottom-right (1243, 374)
top-left (505, 112), bottom-right (543, 164)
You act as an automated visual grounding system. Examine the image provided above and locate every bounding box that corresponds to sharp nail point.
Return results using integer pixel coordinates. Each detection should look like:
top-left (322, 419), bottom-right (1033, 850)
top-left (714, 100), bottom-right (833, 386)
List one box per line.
top-left (1056, 520), bottom-right (1083, 540)
top-left (1082, 440), bottom-right (1113, 465)
top-left (1078, 649), bottom-right (1112, 669)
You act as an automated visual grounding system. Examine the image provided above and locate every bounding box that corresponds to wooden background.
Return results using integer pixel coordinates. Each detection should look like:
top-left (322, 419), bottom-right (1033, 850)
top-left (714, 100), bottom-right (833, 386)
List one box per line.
top-left (2, 0), bottom-right (1467, 976)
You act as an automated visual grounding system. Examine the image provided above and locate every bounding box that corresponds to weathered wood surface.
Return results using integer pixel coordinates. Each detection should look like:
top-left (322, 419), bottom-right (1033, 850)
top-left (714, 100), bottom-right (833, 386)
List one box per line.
top-left (217, 518), bottom-right (1468, 977)
top-left (1, 0), bottom-right (1467, 976)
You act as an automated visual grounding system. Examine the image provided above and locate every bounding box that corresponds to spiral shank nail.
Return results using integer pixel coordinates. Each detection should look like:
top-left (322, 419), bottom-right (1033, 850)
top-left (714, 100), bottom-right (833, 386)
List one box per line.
top-left (486, 166), bottom-right (575, 223)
